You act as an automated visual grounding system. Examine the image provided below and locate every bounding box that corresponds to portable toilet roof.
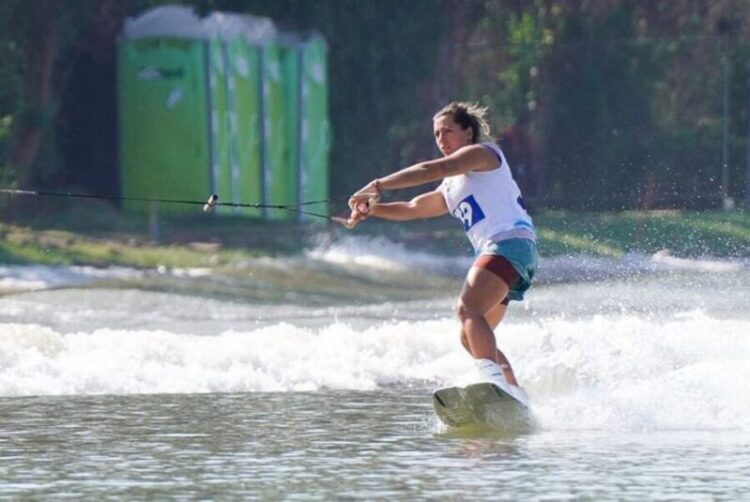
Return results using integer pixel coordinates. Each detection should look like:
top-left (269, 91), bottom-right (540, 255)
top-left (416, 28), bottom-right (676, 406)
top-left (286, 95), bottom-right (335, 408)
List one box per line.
top-left (123, 4), bottom-right (277, 43)
top-left (204, 11), bottom-right (276, 43)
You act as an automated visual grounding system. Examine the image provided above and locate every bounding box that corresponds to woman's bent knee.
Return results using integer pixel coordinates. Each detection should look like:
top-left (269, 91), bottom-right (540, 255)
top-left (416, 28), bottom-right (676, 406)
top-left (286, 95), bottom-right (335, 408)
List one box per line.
top-left (460, 332), bottom-right (470, 350)
top-left (455, 301), bottom-right (482, 324)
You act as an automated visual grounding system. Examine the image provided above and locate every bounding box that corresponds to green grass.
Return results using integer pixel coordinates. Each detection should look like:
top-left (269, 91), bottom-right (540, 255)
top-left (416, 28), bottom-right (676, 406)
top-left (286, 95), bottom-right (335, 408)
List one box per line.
top-left (0, 199), bottom-right (747, 269)
top-left (534, 210), bottom-right (750, 257)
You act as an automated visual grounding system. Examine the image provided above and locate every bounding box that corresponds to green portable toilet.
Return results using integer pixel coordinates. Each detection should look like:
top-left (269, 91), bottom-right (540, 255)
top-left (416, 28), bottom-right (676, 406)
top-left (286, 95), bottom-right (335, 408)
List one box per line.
top-left (281, 37), bottom-right (301, 222)
top-left (260, 41), bottom-right (289, 220)
top-left (298, 34), bottom-right (330, 221)
top-left (119, 5), bottom-right (274, 215)
top-left (119, 7), bottom-right (212, 213)
top-left (206, 36), bottom-right (233, 214)
top-left (204, 11), bottom-right (274, 216)
top-left (227, 37), bottom-right (263, 217)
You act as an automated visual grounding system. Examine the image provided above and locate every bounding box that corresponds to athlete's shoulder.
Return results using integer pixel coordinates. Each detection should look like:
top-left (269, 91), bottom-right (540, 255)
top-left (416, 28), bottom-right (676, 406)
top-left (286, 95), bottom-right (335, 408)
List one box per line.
top-left (452, 143), bottom-right (498, 172)
top-left (478, 141), bottom-right (505, 159)
top-left (456, 142), bottom-right (496, 155)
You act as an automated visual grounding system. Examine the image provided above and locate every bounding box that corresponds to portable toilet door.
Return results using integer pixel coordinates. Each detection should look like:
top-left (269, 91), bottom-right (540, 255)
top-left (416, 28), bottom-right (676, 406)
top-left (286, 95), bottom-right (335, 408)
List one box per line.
top-left (298, 34), bottom-right (330, 222)
top-left (206, 37), bottom-right (237, 215)
top-left (281, 41), bottom-right (301, 222)
top-left (228, 37), bottom-right (264, 217)
top-left (260, 41), bottom-right (290, 220)
top-left (118, 36), bottom-right (212, 213)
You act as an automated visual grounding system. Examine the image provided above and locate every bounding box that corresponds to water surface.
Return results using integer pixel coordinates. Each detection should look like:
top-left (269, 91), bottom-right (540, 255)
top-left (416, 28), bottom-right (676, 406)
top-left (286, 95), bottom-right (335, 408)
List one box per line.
top-left (1, 236), bottom-right (748, 499)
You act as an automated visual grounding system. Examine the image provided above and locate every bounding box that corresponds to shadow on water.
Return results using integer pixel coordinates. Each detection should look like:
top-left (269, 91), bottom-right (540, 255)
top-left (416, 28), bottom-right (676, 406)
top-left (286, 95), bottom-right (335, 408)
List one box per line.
top-left (436, 422), bottom-right (534, 440)
top-left (434, 414), bottom-right (539, 441)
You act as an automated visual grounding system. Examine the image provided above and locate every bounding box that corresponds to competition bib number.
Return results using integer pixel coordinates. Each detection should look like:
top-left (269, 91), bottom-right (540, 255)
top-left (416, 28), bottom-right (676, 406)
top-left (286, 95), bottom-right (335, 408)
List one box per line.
top-left (452, 194), bottom-right (485, 231)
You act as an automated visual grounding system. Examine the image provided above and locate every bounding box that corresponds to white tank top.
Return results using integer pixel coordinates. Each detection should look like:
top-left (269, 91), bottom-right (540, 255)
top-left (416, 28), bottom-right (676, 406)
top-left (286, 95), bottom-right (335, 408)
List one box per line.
top-left (438, 142), bottom-right (535, 253)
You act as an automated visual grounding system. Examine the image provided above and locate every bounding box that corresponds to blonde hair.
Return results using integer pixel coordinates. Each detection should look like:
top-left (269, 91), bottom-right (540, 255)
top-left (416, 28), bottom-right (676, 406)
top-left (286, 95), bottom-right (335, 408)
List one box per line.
top-left (433, 101), bottom-right (491, 143)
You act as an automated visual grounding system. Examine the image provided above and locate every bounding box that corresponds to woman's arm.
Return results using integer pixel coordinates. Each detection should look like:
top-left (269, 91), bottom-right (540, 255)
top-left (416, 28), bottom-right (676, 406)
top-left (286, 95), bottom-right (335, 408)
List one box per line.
top-left (369, 190), bottom-right (448, 221)
top-left (349, 144), bottom-right (496, 209)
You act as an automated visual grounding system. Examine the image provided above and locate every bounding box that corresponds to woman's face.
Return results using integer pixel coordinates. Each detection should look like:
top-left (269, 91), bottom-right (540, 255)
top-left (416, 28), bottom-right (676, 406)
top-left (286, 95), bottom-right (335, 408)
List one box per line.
top-left (433, 114), bottom-right (472, 156)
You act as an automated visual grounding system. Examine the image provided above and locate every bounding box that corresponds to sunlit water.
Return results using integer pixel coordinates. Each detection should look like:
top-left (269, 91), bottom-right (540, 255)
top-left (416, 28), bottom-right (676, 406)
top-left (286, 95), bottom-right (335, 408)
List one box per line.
top-left (1, 235), bottom-right (749, 499)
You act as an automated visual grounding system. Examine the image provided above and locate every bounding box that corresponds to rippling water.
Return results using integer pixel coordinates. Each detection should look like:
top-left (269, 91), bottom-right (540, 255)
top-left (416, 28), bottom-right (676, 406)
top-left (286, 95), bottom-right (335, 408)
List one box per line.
top-left (2, 391), bottom-right (749, 500)
top-left (1, 236), bottom-right (749, 499)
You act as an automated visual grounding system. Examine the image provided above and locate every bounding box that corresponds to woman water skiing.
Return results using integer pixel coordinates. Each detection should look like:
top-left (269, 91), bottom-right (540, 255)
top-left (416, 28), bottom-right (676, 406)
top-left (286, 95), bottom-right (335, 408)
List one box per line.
top-left (347, 102), bottom-right (538, 402)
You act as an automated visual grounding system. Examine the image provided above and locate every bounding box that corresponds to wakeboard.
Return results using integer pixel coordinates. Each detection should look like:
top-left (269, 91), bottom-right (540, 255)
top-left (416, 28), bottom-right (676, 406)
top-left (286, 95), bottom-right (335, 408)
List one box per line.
top-left (432, 382), bottom-right (533, 431)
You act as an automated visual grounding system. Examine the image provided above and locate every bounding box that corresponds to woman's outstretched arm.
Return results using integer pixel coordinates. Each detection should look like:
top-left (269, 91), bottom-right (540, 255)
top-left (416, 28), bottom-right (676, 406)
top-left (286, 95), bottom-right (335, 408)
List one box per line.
top-left (369, 190), bottom-right (448, 221)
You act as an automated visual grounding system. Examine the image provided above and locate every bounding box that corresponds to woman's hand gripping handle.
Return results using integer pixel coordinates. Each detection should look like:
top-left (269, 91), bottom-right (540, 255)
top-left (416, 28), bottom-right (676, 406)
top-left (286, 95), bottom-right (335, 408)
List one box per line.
top-left (334, 180), bottom-right (383, 229)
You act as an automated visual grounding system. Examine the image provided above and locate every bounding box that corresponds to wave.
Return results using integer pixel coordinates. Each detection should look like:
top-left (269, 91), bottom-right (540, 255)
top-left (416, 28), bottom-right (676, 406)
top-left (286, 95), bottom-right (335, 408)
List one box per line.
top-left (1, 311), bottom-right (748, 431)
top-left (0, 265), bottom-right (148, 292)
top-left (305, 235), bottom-right (471, 276)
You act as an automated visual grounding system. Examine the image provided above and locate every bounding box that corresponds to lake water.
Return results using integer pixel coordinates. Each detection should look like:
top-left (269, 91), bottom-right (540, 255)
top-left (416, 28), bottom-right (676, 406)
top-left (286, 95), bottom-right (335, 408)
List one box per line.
top-left (1, 235), bottom-right (749, 499)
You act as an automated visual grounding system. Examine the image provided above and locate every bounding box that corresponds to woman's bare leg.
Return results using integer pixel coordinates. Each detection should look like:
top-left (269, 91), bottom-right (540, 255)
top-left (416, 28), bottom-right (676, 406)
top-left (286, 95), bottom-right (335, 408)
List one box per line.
top-left (458, 269), bottom-right (519, 386)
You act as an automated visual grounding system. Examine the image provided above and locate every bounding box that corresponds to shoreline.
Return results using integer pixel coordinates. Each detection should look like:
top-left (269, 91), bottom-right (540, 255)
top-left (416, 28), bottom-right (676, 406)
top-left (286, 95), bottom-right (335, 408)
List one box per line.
top-left (0, 201), bottom-right (748, 271)
top-left (1, 246), bottom-right (746, 300)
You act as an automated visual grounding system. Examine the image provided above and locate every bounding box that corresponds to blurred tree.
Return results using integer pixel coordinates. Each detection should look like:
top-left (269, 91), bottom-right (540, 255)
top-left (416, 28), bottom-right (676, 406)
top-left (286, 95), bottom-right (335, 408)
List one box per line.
top-left (0, 0), bottom-right (61, 188)
top-left (0, 0), bottom-right (200, 193)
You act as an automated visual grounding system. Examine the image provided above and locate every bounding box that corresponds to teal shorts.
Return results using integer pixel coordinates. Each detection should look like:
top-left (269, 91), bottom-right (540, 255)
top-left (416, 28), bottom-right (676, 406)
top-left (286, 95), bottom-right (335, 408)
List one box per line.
top-left (478, 238), bottom-right (538, 302)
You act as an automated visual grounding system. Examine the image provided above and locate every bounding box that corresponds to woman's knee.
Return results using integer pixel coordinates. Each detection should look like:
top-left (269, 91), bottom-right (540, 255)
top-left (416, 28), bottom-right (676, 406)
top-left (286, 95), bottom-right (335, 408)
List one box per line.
top-left (455, 300), bottom-right (481, 323)
top-left (460, 330), bottom-right (470, 349)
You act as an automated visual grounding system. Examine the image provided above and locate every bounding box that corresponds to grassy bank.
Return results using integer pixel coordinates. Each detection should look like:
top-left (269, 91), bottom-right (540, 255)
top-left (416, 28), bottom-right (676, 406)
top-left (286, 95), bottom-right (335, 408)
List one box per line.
top-left (0, 199), bottom-right (748, 269)
top-left (534, 210), bottom-right (749, 258)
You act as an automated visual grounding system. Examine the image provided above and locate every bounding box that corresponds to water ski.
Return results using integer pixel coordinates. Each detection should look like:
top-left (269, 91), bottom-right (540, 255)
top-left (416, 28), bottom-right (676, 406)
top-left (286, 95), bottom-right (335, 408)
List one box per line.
top-left (432, 382), bottom-right (533, 431)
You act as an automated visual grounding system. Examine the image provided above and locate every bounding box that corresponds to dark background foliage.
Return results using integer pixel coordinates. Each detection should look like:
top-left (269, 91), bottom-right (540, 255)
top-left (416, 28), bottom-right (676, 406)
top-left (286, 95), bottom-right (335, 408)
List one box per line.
top-left (2, 0), bottom-right (749, 211)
